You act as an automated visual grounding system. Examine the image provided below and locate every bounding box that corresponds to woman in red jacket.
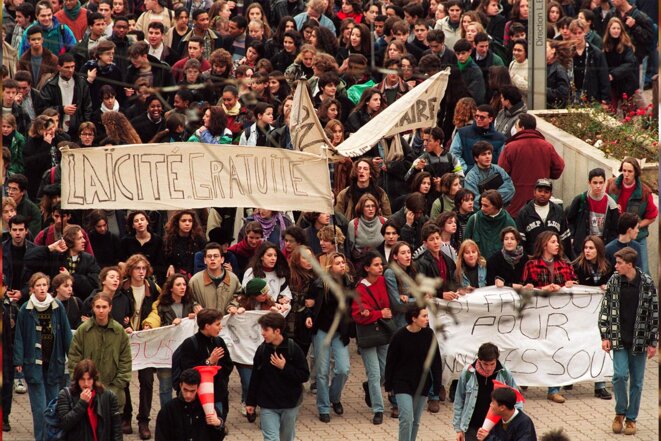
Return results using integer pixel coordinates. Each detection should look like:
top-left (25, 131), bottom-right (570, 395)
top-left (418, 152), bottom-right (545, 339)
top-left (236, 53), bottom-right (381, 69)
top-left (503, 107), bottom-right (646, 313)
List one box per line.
top-left (353, 251), bottom-right (393, 425)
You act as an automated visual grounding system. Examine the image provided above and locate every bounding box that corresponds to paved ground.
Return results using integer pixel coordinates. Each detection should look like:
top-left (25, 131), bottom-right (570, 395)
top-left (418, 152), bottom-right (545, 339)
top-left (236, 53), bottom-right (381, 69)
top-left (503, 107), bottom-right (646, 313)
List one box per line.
top-left (5, 342), bottom-right (658, 441)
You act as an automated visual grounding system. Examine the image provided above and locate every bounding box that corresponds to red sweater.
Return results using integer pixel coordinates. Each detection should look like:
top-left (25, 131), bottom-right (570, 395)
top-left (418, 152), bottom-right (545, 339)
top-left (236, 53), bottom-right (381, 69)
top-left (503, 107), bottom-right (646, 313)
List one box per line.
top-left (352, 276), bottom-right (390, 325)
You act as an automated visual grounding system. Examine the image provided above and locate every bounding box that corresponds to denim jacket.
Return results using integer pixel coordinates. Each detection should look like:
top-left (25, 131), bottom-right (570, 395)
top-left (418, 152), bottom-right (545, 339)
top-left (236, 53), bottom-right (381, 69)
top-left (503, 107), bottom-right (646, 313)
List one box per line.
top-left (13, 297), bottom-right (72, 384)
top-left (460, 264), bottom-right (487, 289)
top-left (452, 361), bottom-right (520, 433)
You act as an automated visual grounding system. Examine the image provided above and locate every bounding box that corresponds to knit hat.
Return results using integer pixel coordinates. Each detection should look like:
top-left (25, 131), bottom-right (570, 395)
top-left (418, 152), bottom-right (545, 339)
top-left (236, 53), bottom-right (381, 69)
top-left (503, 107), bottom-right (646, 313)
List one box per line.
top-left (245, 278), bottom-right (268, 297)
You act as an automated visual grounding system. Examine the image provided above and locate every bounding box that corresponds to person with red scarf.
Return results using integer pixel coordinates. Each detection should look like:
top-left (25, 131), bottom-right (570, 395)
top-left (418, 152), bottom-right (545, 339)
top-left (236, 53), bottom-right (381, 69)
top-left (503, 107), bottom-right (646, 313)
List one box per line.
top-left (227, 221), bottom-right (264, 281)
top-left (56, 358), bottom-right (122, 441)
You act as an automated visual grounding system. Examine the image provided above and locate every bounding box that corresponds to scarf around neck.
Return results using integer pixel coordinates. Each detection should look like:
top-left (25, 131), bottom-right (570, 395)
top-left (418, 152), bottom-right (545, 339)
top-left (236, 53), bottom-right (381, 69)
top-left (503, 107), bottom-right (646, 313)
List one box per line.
top-left (501, 245), bottom-right (524, 267)
top-left (64, 1), bottom-right (82, 20)
top-left (101, 99), bottom-right (120, 113)
top-left (457, 57), bottom-right (473, 72)
top-left (254, 211), bottom-right (287, 248)
top-left (30, 293), bottom-right (55, 311)
top-left (355, 215), bottom-right (383, 249)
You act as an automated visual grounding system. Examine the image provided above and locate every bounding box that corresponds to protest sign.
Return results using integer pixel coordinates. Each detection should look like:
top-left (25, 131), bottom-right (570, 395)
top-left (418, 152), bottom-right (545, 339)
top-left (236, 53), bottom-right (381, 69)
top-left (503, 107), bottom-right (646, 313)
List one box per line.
top-left (219, 310), bottom-right (269, 365)
top-left (335, 68), bottom-right (450, 157)
top-left (429, 285), bottom-right (613, 387)
top-left (291, 80), bottom-right (332, 156)
top-left (60, 143), bottom-right (333, 212)
top-left (129, 318), bottom-right (197, 370)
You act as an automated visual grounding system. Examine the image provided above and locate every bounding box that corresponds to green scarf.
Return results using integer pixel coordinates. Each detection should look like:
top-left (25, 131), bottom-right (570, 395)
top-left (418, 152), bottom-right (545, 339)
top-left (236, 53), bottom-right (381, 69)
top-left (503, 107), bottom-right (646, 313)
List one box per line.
top-left (457, 57), bottom-right (473, 72)
top-left (64, 1), bottom-right (82, 20)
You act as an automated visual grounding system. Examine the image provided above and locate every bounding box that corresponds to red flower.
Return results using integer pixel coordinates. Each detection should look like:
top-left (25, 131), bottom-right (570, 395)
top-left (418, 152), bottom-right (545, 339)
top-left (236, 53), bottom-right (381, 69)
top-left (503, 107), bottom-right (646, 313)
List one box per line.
top-left (622, 93), bottom-right (629, 99)
top-left (624, 116), bottom-right (632, 122)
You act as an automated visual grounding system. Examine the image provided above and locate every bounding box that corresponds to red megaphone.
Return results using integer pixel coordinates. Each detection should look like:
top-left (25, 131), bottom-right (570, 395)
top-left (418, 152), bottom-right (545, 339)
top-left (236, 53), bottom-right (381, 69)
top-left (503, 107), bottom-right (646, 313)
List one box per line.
top-left (481, 380), bottom-right (525, 432)
top-left (194, 365), bottom-right (221, 416)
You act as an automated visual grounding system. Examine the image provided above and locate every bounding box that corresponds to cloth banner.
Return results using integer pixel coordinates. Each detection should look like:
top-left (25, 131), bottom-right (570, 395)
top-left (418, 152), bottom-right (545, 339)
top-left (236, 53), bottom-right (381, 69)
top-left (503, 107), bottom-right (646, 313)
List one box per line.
top-left (429, 285), bottom-right (614, 387)
top-left (335, 68), bottom-right (450, 157)
top-left (219, 310), bottom-right (269, 365)
top-left (291, 80), bottom-right (332, 156)
top-left (60, 143), bottom-right (333, 212)
top-left (129, 318), bottom-right (197, 370)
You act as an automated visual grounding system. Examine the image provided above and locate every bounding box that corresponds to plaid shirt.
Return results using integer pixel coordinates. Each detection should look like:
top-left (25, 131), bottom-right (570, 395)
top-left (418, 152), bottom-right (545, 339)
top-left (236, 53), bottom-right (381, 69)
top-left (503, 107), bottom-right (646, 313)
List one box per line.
top-left (522, 258), bottom-right (576, 287)
top-left (599, 269), bottom-right (659, 354)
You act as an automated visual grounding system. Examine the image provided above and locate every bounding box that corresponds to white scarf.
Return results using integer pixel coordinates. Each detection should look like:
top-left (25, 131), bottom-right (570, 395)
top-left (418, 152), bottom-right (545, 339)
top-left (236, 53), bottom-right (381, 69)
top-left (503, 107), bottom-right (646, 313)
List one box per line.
top-left (101, 99), bottom-right (120, 113)
top-left (30, 293), bottom-right (55, 311)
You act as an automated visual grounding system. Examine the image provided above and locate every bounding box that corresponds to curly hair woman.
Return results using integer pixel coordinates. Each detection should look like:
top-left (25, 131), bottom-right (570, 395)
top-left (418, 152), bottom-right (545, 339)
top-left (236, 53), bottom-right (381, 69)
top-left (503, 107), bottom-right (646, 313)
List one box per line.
top-left (101, 111), bottom-right (142, 145)
top-left (163, 210), bottom-right (206, 279)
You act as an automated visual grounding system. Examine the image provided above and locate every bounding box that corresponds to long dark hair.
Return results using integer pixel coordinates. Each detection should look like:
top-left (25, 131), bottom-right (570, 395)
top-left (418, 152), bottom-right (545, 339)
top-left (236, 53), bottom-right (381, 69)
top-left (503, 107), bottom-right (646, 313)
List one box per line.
top-left (158, 273), bottom-right (193, 306)
top-left (573, 235), bottom-right (610, 275)
top-left (70, 359), bottom-right (105, 394)
top-left (163, 210), bottom-right (204, 255)
top-left (288, 245), bottom-right (316, 293)
top-left (248, 241), bottom-right (290, 278)
top-left (205, 105), bottom-right (228, 137)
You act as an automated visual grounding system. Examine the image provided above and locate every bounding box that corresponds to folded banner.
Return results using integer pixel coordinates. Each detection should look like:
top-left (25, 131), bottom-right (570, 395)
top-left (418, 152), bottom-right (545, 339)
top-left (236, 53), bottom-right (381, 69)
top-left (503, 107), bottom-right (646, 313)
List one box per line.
top-left (60, 143), bottom-right (333, 212)
top-left (130, 318), bottom-right (197, 370)
top-left (335, 68), bottom-right (450, 157)
top-left (219, 310), bottom-right (269, 365)
top-left (291, 80), bottom-right (332, 156)
top-left (429, 285), bottom-right (613, 387)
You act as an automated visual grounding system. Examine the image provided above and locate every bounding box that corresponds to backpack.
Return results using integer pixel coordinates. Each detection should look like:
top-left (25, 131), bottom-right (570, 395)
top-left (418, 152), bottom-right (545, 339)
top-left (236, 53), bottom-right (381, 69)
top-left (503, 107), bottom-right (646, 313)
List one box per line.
top-left (171, 335), bottom-right (199, 391)
top-left (44, 387), bottom-right (71, 441)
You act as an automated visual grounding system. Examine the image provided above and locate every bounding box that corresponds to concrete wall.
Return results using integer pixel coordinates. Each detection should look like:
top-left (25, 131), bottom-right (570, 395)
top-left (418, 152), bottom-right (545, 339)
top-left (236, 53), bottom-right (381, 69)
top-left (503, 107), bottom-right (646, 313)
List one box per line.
top-left (531, 110), bottom-right (658, 282)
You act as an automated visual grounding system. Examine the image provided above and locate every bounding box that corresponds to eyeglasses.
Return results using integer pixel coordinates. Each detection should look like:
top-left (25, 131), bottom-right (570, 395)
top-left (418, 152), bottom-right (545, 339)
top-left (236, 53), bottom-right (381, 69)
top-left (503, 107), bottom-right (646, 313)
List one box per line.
top-left (7, 186), bottom-right (20, 193)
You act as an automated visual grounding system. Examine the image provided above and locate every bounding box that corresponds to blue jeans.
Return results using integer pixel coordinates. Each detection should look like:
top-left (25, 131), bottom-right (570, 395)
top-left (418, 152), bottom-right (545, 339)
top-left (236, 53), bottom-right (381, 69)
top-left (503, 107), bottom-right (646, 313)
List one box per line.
top-left (26, 366), bottom-right (60, 441)
top-left (313, 330), bottom-right (350, 415)
top-left (548, 387), bottom-right (561, 394)
top-left (260, 406), bottom-right (300, 441)
top-left (395, 394), bottom-right (426, 441)
top-left (612, 348), bottom-right (647, 421)
top-left (636, 237), bottom-right (648, 275)
top-left (360, 344), bottom-right (388, 413)
top-left (157, 368), bottom-right (172, 407)
top-left (237, 365), bottom-right (253, 403)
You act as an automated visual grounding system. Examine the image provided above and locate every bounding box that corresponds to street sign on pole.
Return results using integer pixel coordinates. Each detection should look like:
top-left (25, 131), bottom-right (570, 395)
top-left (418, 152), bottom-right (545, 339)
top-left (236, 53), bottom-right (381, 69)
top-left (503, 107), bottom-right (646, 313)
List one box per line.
top-left (529, 0), bottom-right (547, 110)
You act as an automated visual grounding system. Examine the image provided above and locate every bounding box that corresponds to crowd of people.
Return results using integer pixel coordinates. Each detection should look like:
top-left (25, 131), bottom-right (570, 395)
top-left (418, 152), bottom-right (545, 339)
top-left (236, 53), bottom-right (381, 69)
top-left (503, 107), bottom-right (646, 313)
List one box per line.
top-left (1, 0), bottom-right (659, 439)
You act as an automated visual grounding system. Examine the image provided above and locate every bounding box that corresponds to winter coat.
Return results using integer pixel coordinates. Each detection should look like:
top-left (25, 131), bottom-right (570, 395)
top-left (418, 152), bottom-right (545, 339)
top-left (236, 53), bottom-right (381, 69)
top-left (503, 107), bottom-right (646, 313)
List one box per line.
top-left (464, 209), bottom-right (516, 260)
top-left (604, 45), bottom-right (639, 99)
top-left (40, 73), bottom-right (94, 136)
top-left (449, 122), bottom-right (506, 172)
top-left (607, 175), bottom-right (656, 241)
top-left (155, 395), bottom-right (224, 441)
top-left (57, 387), bottom-right (122, 441)
top-left (576, 43), bottom-right (610, 102)
top-left (5, 130), bottom-right (25, 176)
top-left (459, 58), bottom-right (486, 105)
top-left (142, 298), bottom-right (195, 328)
top-left (546, 61), bottom-right (570, 108)
top-left (17, 47), bottom-right (59, 88)
top-left (498, 129), bottom-right (565, 217)
top-left (54, 8), bottom-right (89, 41)
top-left (24, 247), bottom-right (100, 301)
top-left (67, 318), bottom-right (132, 407)
top-left (2, 238), bottom-right (37, 291)
top-left (515, 200), bottom-right (573, 257)
top-left (18, 18), bottom-right (76, 56)
top-left (13, 297), bottom-right (72, 384)
top-left (494, 101), bottom-right (527, 139)
top-left (189, 269), bottom-right (242, 313)
top-left (413, 248), bottom-right (458, 295)
top-left (335, 184), bottom-right (392, 219)
top-left (486, 251), bottom-right (528, 286)
top-left (464, 164), bottom-right (515, 210)
top-left (566, 191), bottom-right (619, 257)
top-left (80, 60), bottom-right (125, 109)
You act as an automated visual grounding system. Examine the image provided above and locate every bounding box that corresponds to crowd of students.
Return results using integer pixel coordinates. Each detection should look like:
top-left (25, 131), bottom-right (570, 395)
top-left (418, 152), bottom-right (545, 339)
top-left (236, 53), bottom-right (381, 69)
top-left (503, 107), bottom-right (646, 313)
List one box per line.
top-left (1, 0), bottom-right (659, 439)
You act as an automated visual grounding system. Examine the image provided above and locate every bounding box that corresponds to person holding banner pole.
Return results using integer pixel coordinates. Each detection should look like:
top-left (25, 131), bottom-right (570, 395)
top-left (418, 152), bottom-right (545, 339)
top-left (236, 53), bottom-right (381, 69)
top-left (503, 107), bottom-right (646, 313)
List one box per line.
top-left (599, 247), bottom-right (658, 436)
top-left (522, 231), bottom-right (577, 404)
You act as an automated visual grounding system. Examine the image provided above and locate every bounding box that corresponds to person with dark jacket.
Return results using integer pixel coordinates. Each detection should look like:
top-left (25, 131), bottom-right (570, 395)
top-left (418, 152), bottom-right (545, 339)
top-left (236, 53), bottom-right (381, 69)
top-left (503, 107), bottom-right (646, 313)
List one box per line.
top-left (486, 227), bottom-right (528, 288)
top-left (385, 306), bottom-right (442, 441)
top-left (131, 95), bottom-right (167, 144)
top-left (245, 312), bottom-right (309, 440)
top-left (2, 214), bottom-right (37, 297)
top-left (515, 179), bottom-right (573, 258)
top-left (86, 210), bottom-right (122, 268)
top-left (23, 225), bottom-right (100, 301)
top-left (602, 16), bottom-right (641, 106)
top-left (39, 53), bottom-right (94, 137)
top-left (566, 168), bottom-right (620, 258)
top-left (413, 223), bottom-right (459, 300)
top-left (389, 193), bottom-right (429, 251)
top-left (107, 17), bottom-right (132, 74)
top-left (178, 308), bottom-right (234, 421)
top-left (155, 369), bottom-right (224, 441)
top-left (305, 252), bottom-right (353, 423)
top-left (450, 104), bottom-right (505, 173)
top-left (546, 40), bottom-right (571, 109)
top-left (604, 0), bottom-right (655, 67)
top-left (57, 359), bottom-right (123, 441)
top-left (475, 388), bottom-right (537, 441)
top-left (454, 38), bottom-right (486, 105)
top-left (125, 41), bottom-right (174, 101)
top-left (569, 19), bottom-right (609, 103)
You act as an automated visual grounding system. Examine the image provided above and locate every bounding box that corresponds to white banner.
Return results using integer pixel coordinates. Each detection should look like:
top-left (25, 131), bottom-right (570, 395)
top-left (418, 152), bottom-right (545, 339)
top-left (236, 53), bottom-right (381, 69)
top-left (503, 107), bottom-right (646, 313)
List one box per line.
top-left (129, 318), bottom-right (197, 370)
top-left (219, 310), bottom-right (269, 365)
top-left (291, 80), bottom-right (332, 156)
top-left (430, 285), bottom-right (613, 387)
top-left (60, 143), bottom-right (333, 212)
top-left (335, 68), bottom-right (450, 157)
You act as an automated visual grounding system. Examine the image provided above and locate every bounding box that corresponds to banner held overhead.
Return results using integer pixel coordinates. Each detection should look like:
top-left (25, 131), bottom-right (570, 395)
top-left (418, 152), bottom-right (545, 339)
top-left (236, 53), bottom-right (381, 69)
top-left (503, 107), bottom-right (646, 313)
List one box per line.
top-left (335, 68), bottom-right (451, 158)
top-left (60, 143), bottom-right (333, 212)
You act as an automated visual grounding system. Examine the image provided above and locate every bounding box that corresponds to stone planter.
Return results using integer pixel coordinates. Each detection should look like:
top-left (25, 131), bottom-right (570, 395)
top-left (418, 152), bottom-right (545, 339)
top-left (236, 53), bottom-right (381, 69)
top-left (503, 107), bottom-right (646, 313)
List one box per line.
top-left (530, 110), bottom-right (659, 281)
